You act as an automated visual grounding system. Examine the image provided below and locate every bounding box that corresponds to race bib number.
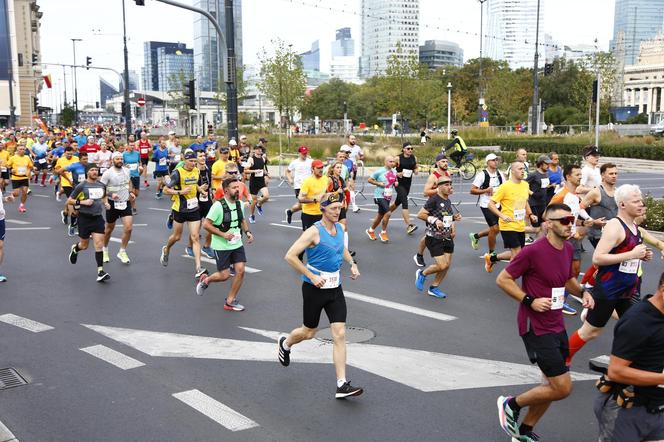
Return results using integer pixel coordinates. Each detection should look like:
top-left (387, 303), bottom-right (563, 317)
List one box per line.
top-left (128, 163), bottom-right (138, 171)
top-left (540, 178), bottom-right (550, 188)
top-left (442, 215), bottom-right (453, 228)
top-left (140, 148), bottom-right (149, 155)
top-left (38, 158), bottom-right (47, 164)
top-left (114, 200), bottom-right (127, 210)
top-left (16, 166), bottom-right (27, 176)
top-left (619, 259), bottom-right (640, 274)
top-left (78, 174), bottom-right (86, 183)
top-left (174, 154), bottom-right (181, 162)
top-left (229, 232), bottom-right (241, 245)
top-left (383, 187), bottom-right (393, 198)
top-left (186, 198), bottom-right (199, 210)
top-left (402, 169), bottom-right (413, 178)
top-left (513, 209), bottom-right (526, 221)
top-left (551, 287), bottom-right (565, 310)
top-left (158, 158), bottom-right (167, 166)
top-left (88, 187), bottom-right (104, 200)
top-left (254, 169), bottom-right (264, 177)
top-left (320, 270), bottom-right (340, 289)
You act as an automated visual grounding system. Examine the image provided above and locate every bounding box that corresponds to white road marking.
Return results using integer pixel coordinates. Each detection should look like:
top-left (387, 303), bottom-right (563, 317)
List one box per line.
top-left (85, 324), bottom-right (596, 392)
top-left (280, 219), bottom-right (302, 223)
top-left (80, 344), bottom-right (145, 370)
top-left (0, 419), bottom-right (18, 442)
top-left (180, 255), bottom-right (261, 273)
top-left (110, 237), bottom-right (135, 244)
top-left (133, 223), bottom-right (148, 227)
top-left (269, 223), bottom-right (301, 230)
top-left (31, 194), bottom-right (50, 198)
top-left (344, 291), bottom-right (457, 322)
top-left (0, 314), bottom-right (53, 333)
top-left (6, 227), bottom-right (51, 231)
top-left (5, 219), bottom-right (31, 225)
top-left (148, 207), bottom-right (170, 212)
top-left (173, 389), bottom-right (259, 432)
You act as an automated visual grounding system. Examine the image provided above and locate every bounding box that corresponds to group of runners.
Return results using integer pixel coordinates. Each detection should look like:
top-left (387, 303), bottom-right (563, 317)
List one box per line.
top-left (2, 125), bottom-right (664, 438)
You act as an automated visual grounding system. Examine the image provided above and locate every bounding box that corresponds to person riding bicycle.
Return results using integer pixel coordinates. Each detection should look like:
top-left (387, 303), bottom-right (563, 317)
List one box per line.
top-left (444, 129), bottom-right (467, 168)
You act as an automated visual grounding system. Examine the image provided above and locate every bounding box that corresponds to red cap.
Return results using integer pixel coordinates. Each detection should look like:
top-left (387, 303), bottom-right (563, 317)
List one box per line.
top-left (298, 145), bottom-right (309, 154)
top-left (311, 159), bottom-right (325, 169)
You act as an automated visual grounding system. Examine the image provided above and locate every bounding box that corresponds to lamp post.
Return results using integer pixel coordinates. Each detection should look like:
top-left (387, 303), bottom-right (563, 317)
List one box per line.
top-left (530, 0), bottom-right (542, 135)
top-left (447, 82), bottom-right (452, 140)
top-left (478, 0), bottom-right (487, 125)
top-left (121, 0), bottom-right (132, 140)
top-left (71, 38), bottom-right (82, 125)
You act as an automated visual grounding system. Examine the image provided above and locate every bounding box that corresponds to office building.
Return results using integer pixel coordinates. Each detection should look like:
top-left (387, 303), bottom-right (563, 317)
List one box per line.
top-left (156, 46), bottom-right (194, 91)
top-left (485, 0), bottom-right (545, 70)
top-left (332, 27), bottom-right (354, 57)
top-left (418, 40), bottom-right (463, 69)
top-left (99, 77), bottom-right (118, 108)
top-left (359, 0), bottom-right (420, 78)
top-left (142, 41), bottom-right (192, 91)
top-left (300, 40), bottom-right (320, 72)
top-left (611, 0), bottom-right (664, 66)
top-left (193, 0), bottom-right (243, 92)
top-left (119, 70), bottom-right (139, 93)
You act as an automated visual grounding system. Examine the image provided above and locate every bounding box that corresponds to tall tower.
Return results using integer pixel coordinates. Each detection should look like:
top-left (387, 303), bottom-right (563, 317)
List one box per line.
top-left (193, 0), bottom-right (243, 92)
top-left (610, 0), bottom-right (664, 66)
top-left (359, 0), bottom-right (420, 78)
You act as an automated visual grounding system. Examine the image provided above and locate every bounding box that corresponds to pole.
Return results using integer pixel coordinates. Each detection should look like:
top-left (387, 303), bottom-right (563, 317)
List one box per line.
top-left (595, 70), bottom-right (601, 148)
top-left (62, 65), bottom-right (67, 105)
top-left (478, 0), bottom-right (486, 125)
top-left (530, 0), bottom-right (541, 135)
top-left (4, 4), bottom-right (15, 127)
top-left (71, 38), bottom-right (81, 125)
top-left (447, 82), bottom-right (452, 139)
top-left (224, 0), bottom-right (238, 141)
top-left (121, 0), bottom-right (132, 141)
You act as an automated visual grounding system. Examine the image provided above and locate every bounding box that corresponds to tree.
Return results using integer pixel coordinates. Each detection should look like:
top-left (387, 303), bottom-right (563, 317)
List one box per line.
top-left (258, 39), bottom-right (307, 127)
top-left (59, 103), bottom-right (75, 127)
top-left (167, 70), bottom-right (194, 134)
top-left (301, 78), bottom-right (359, 120)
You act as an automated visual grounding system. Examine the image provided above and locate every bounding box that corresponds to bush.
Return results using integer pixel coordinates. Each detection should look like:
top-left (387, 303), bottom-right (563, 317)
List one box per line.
top-left (643, 196), bottom-right (664, 232)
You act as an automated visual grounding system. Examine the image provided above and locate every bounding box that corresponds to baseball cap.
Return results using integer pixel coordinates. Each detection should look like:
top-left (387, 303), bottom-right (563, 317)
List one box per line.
top-left (298, 145), bottom-right (309, 154)
top-left (536, 154), bottom-right (552, 165)
top-left (228, 139), bottom-right (237, 146)
top-left (435, 153), bottom-right (447, 162)
top-left (168, 130), bottom-right (176, 135)
top-left (583, 145), bottom-right (599, 157)
top-left (485, 153), bottom-right (498, 162)
top-left (184, 149), bottom-right (196, 159)
top-left (312, 159), bottom-right (325, 169)
top-left (340, 145), bottom-right (352, 152)
top-left (220, 147), bottom-right (229, 154)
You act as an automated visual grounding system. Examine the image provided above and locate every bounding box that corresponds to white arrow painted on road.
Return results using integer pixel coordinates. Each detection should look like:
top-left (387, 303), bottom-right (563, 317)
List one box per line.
top-left (83, 324), bottom-right (595, 392)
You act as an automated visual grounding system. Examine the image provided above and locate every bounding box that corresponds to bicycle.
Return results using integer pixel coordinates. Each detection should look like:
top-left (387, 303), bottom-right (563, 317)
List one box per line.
top-left (450, 152), bottom-right (477, 181)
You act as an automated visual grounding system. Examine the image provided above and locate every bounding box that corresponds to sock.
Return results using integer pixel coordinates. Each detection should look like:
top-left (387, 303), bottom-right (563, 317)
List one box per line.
top-left (566, 330), bottom-right (587, 365)
top-left (119, 248), bottom-right (125, 254)
top-left (74, 244), bottom-right (81, 253)
top-left (490, 254), bottom-right (498, 263)
top-left (368, 227), bottom-right (374, 232)
top-left (489, 249), bottom-right (495, 255)
top-left (473, 233), bottom-right (479, 240)
top-left (95, 251), bottom-right (103, 267)
top-left (337, 378), bottom-right (347, 388)
top-left (349, 191), bottom-right (357, 207)
top-left (519, 423), bottom-right (533, 434)
top-left (103, 247), bottom-right (108, 253)
top-left (344, 231), bottom-right (349, 249)
top-left (97, 266), bottom-right (103, 273)
top-left (508, 396), bottom-right (522, 412)
top-left (417, 253), bottom-right (423, 257)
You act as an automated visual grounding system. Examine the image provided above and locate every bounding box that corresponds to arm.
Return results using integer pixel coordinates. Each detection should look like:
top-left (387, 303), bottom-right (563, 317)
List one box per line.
top-left (201, 217), bottom-right (234, 241)
top-left (608, 355), bottom-right (664, 387)
top-left (339, 224), bottom-right (359, 279)
top-left (639, 227), bottom-right (664, 260)
top-left (284, 227), bottom-right (324, 286)
top-left (423, 174), bottom-right (438, 197)
top-left (564, 277), bottom-right (594, 309)
top-left (367, 176), bottom-right (384, 187)
top-left (496, 269), bottom-right (551, 312)
top-left (580, 187), bottom-right (600, 210)
top-left (592, 220), bottom-right (648, 266)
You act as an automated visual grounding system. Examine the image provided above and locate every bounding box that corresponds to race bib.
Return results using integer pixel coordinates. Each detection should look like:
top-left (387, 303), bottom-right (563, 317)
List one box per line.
top-left (619, 259), bottom-right (640, 274)
top-left (320, 270), bottom-right (340, 289)
top-left (128, 163), bottom-right (138, 171)
top-left (402, 169), bottom-right (413, 178)
top-left (88, 187), bottom-right (104, 200)
top-left (114, 200), bottom-right (127, 210)
top-left (186, 198), bottom-right (199, 210)
top-left (140, 148), bottom-right (149, 155)
top-left (0, 167), bottom-right (6, 172)
top-left (551, 287), bottom-right (565, 310)
top-left (199, 192), bottom-right (209, 202)
top-left (254, 169), bottom-right (264, 177)
top-left (78, 174), bottom-right (86, 183)
top-left (229, 232), bottom-right (241, 245)
top-left (383, 187), bottom-right (393, 198)
top-left (241, 161), bottom-right (249, 168)
top-left (159, 158), bottom-right (167, 166)
top-left (38, 158), bottom-right (47, 164)
top-left (16, 166), bottom-right (27, 176)
top-left (513, 209), bottom-right (526, 221)
top-left (442, 215), bottom-right (453, 228)
top-left (174, 154), bottom-right (181, 162)
top-left (540, 178), bottom-right (550, 188)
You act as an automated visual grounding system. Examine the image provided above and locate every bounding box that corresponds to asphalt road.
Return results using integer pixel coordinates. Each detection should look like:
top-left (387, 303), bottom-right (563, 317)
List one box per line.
top-left (0, 170), bottom-right (662, 442)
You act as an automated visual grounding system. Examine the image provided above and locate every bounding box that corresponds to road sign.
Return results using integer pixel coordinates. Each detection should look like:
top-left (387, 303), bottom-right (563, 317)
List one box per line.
top-left (137, 97), bottom-right (146, 107)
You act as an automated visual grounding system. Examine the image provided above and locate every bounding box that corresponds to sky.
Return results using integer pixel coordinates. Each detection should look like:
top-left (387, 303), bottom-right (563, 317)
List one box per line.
top-left (36, 0), bottom-right (615, 110)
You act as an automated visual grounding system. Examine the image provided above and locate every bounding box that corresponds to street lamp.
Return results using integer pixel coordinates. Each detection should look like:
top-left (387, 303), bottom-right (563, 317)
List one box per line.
top-left (71, 38), bottom-right (82, 125)
top-left (530, 0), bottom-right (542, 135)
top-left (447, 82), bottom-right (452, 140)
top-left (478, 0), bottom-right (487, 125)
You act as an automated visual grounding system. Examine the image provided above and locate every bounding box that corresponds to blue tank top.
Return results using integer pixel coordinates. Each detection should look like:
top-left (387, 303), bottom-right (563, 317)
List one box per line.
top-left (548, 166), bottom-right (562, 185)
top-left (302, 221), bottom-right (345, 285)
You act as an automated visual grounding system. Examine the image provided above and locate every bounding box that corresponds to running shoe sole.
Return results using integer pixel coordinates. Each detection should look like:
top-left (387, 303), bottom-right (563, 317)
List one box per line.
top-left (194, 268), bottom-right (209, 279)
top-left (365, 229), bottom-right (376, 241)
top-left (335, 385), bottom-right (364, 399)
top-left (224, 303), bottom-right (245, 312)
top-left (484, 253), bottom-right (494, 273)
top-left (117, 253), bottom-right (130, 265)
top-left (69, 245), bottom-right (78, 264)
top-left (469, 232), bottom-right (479, 250)
top-left (407, 225), bottom-right (418, 235)
top-left (195, 275), bottom-right (208, 296)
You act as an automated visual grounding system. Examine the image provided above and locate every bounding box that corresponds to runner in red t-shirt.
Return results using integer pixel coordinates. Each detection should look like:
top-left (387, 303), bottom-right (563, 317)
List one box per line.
top-left (79, 136), bottom-right (100, 158)
top-left (136, 131), bottom-right (151, 187)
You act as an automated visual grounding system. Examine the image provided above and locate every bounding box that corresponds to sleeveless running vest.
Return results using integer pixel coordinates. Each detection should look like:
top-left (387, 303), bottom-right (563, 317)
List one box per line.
top-left (588, 186), bottom-right (618, 239)
top-left (397, 154), bottom-right (417, 188)
top-left (302, 221), bottom-right (344, 285)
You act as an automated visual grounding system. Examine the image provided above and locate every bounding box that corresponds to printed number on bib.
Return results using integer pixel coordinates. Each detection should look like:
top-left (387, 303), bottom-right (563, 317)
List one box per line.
top-left (320, 270), bottom-right (340, 289)
top-left (128, 163), bottom-right (138, 171)
top-left (16, 166), bottom-right (27, 176)
top-left (229, 232), bottom-right (241, 245)
top-left (114, 201), bottom-right (127, 210)
top-left (186, 198), bottom-right (199, 210)
top-left (78, 174), bottom-right (86, 183)
top-left (88, 188), bottom-right (104, 200)
top-left (38, 158), bottom-right (47, 164)
top-left (540, 178), bottom-right (550, 189)
top-left (402, 169), bottom-right (413, 178)
top-left (442, 215), bottom-right (453, 228)
top-left (141, 148), bottom-right (148, 155)
top-left (159, 158), bottom-right (167, 166)
top-left (619, 259), bottom-right (640, 274)
top-left (254, 169), bottom-right (264, 177)
top-left (513, 209), bottom-right (526, 221)
top-left (551, 287), bottom-right (565, 310)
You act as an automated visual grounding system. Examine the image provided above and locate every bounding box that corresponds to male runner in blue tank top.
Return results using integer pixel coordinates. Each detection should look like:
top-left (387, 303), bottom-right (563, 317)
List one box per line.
top-left (279, 192), bottom-right (363, 399)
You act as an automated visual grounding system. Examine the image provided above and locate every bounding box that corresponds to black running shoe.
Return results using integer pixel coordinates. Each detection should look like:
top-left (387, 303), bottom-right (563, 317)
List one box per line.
top-left (286, 209), bottom-right (293, 224)
top-left (69, 244), bottom-right (78, 264)
top-left (96, 270), bottom-right (110, 283)
top-left (335, 381), bottom-right (363, 399)
top-left (278, 336), bottom-right (290, 367)
top-left (61, 210), bottom-right (68, 225)
top-left (413, 254), bottom-right (425, 267)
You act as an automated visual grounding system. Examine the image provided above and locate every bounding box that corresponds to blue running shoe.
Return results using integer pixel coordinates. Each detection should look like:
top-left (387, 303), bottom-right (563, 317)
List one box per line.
top-left (427, 286), bottom-right (447, 299)
top-left (415, 269), bottom-right (426, 292)
top-left (249, 215), bottom-right (256, 224)
top-left (202, 246), bottom-right (215, 259)
top-left (185, 246), bottom-right (194, 257)
top-left (167, 213), bottom-right (174, 230)
top-left (256, 204), bottom-right (264, 216)
top-left (562, 302), bottom-right (577, 316)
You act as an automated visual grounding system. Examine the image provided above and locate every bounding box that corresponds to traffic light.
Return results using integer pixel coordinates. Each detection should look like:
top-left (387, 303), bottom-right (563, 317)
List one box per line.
top-left (544, 63), bottom-right (553, 76)
top-left (135, 106), bottom-right (140, 118)
top-left (31, 54), bottom-right (38, 65)
top-left (95, 101), bottom-right (100, 109)
top-left (592, 80), bottom-right (599, 103)
top-left (183, 79), bottom-right (196, 110)
top-left (134, 0), bottom-right (145, 5)
top-left (86, 57), bottom-right (92, 70)
top-left (33, 97), bottom-right (38, 111)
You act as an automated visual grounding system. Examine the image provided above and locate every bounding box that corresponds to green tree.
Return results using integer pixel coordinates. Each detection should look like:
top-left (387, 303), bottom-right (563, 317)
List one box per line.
top-left (301, 78), bottom-right (359, 120)
top-left (258, 39), bottom-right (307, 127)
top-left (59, 103), bottom-right (75, 127)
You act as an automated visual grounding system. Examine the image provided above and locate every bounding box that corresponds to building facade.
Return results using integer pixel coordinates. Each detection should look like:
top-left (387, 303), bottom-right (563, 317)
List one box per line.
top-left (142, 41), bottom-right (192, 91)
top-left (332, 27), bottom-right (353, 57)
top-left (193, 0), bottom-right (243, 92)
top-left (359, 0), bottom-right (420, 78)
top-left (611, 0), bottom-right (664, 67)
top-left (485, 0), bottom-right (545, 70)
top-left (156, 46), bottom-right (194, 91)
top-left (300, 40), bottom-right (320, 72)
top-left (418, 40), bottom-right (463, 69)
top-left (119, 70), bottom-right (139, 93)
top-left (99, 77), bottom-right (118, 108)
top-left (623, 34), bottom-right (664, 114)
top-left (0, 0), bottom-right (43, 127)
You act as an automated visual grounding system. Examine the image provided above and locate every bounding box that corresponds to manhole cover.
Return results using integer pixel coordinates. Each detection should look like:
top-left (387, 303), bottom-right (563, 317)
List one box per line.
top-left (0, 368), bottom-right (27, 390)
top-left (316, 326), bottom-right (375, 344)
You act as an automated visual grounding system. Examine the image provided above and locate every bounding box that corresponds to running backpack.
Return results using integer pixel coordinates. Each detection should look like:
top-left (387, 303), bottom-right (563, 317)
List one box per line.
top-left (476, 170), bottom-right (503, 205)
top-left (215, 199), bottom-right (243, 232)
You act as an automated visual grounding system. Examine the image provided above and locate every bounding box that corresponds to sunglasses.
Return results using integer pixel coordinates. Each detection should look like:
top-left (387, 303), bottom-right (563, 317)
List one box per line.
top-left (404, 147), bottom-right (413, 150)
top-left (548, 216), bottom-right (575, 225)
top-left (438, 181), bottom-right (452, 186)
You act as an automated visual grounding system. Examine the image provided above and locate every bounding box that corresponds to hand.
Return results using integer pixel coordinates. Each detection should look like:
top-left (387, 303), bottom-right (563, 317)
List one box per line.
top-left (222, 231), bottom-right (235, 241)
top-left (485, 187), bottom-right (494, 196)
top-left (644, 248), bottom-right (654, 262)
top-left (632, 244), bottom-right (648, 260)
top-left (104, 202), bottom-right (111, 210)
top-left (181, 186), bottom-right (191, 195)
top-left (582, 290), bottom-right (595, 309)
top-left (594, 217), bottom-right (607, 227)
top-left (583, 218), bottom-right (594, 227)
top-left (396, 172), bottom-right (403, 178)
top-left (434, 219), bottom-right (444, 229)
top-left (200, 183), bottom-right (209, 192)
top-left (530, 297), bottom-right (552, 312)
top-left (453, 213), bottom-right (462, 221)
top-left (529, 214), bottom-right (538, 223)
top-left (4, 194), bottom-right (14, 203)
top-left (111, 193), bottom-right (119, 201)
top-left (309, 274), bottom-right (325, 288)
top-left (129, 193), bottom-right (136, 201)
top-left (350, 263), bottom-right (360, 280)
top-left (246, 232), bottom-right (254, 244)
top-left (82, 198), bottom-right (94, 206)
top-left (501, 215), bottom-right (513, 223)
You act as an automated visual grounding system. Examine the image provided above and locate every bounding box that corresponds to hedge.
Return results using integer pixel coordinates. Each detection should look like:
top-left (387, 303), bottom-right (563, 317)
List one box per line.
top-left (644, 196), bottom-right (664, 232)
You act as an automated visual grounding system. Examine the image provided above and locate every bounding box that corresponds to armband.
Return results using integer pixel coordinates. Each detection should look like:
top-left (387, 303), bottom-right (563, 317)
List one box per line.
top-left (521, 294), bottom-right (535, 307)
top-left (427, 216), bottom-right (437, 225)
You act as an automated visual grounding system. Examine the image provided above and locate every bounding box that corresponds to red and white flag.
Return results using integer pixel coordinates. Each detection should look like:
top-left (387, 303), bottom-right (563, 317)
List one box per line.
top-left (42, 74), bottom-right (52, 88)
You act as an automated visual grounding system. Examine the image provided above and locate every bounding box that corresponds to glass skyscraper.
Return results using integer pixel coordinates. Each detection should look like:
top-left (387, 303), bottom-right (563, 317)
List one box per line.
top-left (611, 0), bottom-right (664, 66)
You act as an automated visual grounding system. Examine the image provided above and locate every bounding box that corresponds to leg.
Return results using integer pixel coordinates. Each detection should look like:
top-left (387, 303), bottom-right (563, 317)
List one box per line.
top-left (514, 372), bottom-right (572, 412)
top-left (430, 254), bottom-right (452, 287)
top-left (188, 220), bottom-right (202, 270)
top-left (401, 208), bottom-right (410, 227)
top-left (226, 262), bottom-right (246, 304)
top-left (285, 325), bottom-right (317, 348)
top-left (488, 225), bottom-right (499, 252)
top-left (250, 194), bottom-right (258, 216)
top-left (370, 213), bottom-right (383, 231)
top-left (380, 210), bottom-right (392, 231)
top-left (103, 222), bottom-right (116, 247)
top-left (259, 187), bottom-right (270, 205)
top-left (0, 239), bottom-right (4, 267)
top-left (330, 322), bottom-right (347, 381)
top-left (78, 237), bottom-right (90, 251)
top-left (417, 235), bottom-right (426, 255)
top-left (120, 216), bottom-right (133, 249)
top-left (165, 221), bottom-right (183, 253)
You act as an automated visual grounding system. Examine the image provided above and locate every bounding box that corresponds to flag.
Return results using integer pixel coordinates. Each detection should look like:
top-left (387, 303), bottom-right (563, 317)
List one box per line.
top-left (33, 116), bottom-right (49, 135)
top-left (42, 74), bottom-right (52, 88)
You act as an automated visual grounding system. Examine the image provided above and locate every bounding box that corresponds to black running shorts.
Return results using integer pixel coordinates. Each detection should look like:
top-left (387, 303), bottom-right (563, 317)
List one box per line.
top-left (374, 197), bottom-right (390, 215)
top-left (585, 293), bottom-right (637, 328)
top-left (172, 210), bottom-right (201, 224)
top-left (214, 246), bottom-right (246, 271)
top-left (77, 214), bottom-right (105, 239)
top-left (501, 230), bottom-right (525, 249)
top-left (521, 330), bottom-right (569, 378)
top-left (481, 207), bottom-right (499, 227)
top-left (425, 236), bottom-right (454, 257)
top-left (106, 200), bottom-right (132, 224)
top-left (302, 282), bottom-right (347, 329)
top-left (11, 179), bottom-right (29, 189)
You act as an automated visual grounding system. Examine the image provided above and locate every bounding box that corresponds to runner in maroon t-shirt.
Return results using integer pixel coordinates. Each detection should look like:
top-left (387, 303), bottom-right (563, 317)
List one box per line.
top-left (494, 203), bottom-right (595, 441)
top-left (137, 131), bottom-right (151, 187)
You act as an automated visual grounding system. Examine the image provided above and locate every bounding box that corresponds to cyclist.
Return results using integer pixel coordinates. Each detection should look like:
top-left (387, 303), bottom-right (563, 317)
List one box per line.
top-left (444, 129), bottom-right (467, 168)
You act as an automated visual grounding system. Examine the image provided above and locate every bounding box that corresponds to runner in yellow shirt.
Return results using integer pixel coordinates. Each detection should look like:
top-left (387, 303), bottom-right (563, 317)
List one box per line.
top-left (7, 145), bottom-right (33, 213)
top-left (55, 147), bottom-right (80, 229)
top-left (0, 141), bottom-right (9, 192)
top-left (211, 147), bottom-right (232, 192)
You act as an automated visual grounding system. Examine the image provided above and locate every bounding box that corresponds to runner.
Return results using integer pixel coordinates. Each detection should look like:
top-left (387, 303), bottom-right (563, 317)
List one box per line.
top-left (278, 192), bottom-right (363, 399)
top-left (469, 153), bottom-right (504, 253)
top-left (414, 153), bottom-right (450, 267)
top-left (366, 156), bottom-right (398, 243)
top-left (525, 155), bottom-right (553, 242)
top-left (582, 163), bottom-right (618, 248)
top-left (122, 142), bottom-right (142, 214)
top-left (168, 137), bottom-right (182, 174)
top-left (341, 135), bottom-right (363, 213)
top-left (485, 161), bottom-right (538, 272)
top-left (136, 131), bottom-right (151, 189)
top-left (211, 147), bottom-right (232, 194)
top-left (187, 151), bottom-right (214, 259)
top-left (389, 142), bottom-right (419, 235)
top-left (0, 188), bottom-right (15, 281)
top-left (151, 139), bottom-right (170, 199)
top-left (196, 177), bottom-right (254, 312)
top-left (67, 163), bottom-right (111, 283)
top-left (204, 133), bottom-right (218, 168)
top-left (7, 144), bottom-right (34, 213)
top-left (96, 141), bottom-right (112, 175)
top-left (55, 147), bottom-right (80, 232)
top-left (495, 203), bottom-right (594, 442)
top-left (415, 174), bottom-right (460, 298)
top-left (245, 145), bottom-right (270, 223)
top-left (298, 159), bottom-right (328, 233)
top-left (29, 134), bottom-right (49, 187)
top-left (159, 149), bottom-right (208, 279)
top-left (78, 135), bottom-right (100, 158)
top-left (285, 145), bottom-right (313, 224)
top-left (507, 148), bottom-right (529, 179)
top-left (566, 184), bottom-right (652, 365)
top-left (0, 141), bottom-right (8, 192)
top-left (547, 152), bottom-right (562, 204)
top-left (100, 152), bottom-right (134, 264)
top-left (578, 145), bottom-right (601, 195)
